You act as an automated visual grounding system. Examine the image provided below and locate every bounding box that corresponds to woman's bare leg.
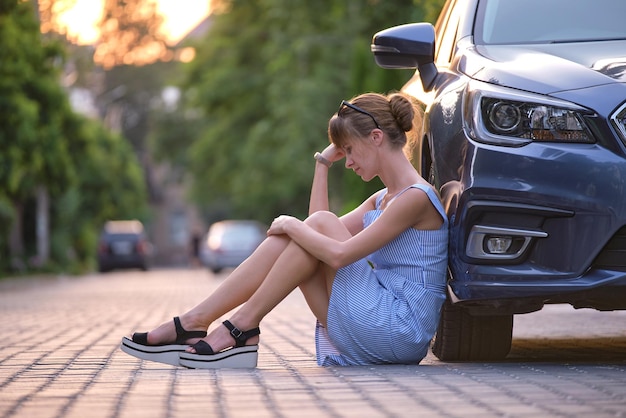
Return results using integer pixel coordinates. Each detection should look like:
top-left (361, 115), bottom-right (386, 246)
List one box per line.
top-left (188, 211), bottom-right (351, 352)
top-left (143, 234), bottom-right (290, 345)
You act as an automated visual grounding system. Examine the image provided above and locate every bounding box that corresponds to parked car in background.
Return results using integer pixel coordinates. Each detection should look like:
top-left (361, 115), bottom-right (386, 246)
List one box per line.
top-left (97, 220), bottom-right (152, 272)
top-left (371, 0), bottom-right (626, 360)
top-left (199, 220), bottom-right (267, 273)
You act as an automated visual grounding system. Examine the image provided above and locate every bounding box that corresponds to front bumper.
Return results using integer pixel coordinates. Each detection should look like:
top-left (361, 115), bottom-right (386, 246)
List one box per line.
top-left (441, 140), bottom-right (626, 313)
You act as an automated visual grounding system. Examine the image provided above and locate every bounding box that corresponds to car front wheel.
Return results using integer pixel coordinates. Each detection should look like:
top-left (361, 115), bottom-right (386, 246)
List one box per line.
top-left (432, 298), bottom-right (513, 361)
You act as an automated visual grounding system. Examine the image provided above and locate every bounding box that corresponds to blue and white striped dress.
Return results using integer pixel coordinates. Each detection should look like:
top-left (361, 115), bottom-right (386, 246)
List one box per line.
top-left (316, 184), bottom-right (448, 366)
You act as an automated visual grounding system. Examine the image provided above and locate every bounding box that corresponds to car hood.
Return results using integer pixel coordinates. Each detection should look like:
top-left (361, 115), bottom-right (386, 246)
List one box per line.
top-left (462, 40), bottom-right (626, 96)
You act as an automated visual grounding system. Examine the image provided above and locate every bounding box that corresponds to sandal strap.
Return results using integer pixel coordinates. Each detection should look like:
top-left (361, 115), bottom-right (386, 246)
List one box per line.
top-left (191, 340), bottom-right (216, 355)
top-left (173, 316), bottom-right (207, 344)
top-left (132, 332), bottom-right (148, 345)
top-left (222, 320), bottom-right (261, 347)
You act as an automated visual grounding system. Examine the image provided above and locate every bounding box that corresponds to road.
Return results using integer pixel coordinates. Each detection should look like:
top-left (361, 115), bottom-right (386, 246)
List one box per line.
top-left (1, 268), bottom-right (625, 418)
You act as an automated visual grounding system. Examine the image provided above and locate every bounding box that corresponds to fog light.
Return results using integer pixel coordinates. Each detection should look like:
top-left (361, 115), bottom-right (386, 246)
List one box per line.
top-left (466, 225), bottom-right (548, 260)
top-left (486, 236), bottom-right (513, 254)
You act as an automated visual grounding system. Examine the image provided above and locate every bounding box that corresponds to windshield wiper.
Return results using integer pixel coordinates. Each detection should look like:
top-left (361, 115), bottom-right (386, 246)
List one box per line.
top-left (549, 37), bottom-right (626, 44)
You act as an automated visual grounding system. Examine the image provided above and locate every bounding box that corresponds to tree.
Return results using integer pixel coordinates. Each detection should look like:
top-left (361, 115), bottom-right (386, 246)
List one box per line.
top-left (0, 0), bottom-right (150, 275)
top-left (93, 0), bottom-right (181, 206)
top-left (94, 0), bottom-right (170, 69)
top-left (0, 0), bottom-right (74, 270)
top-left (175, 0), bottom-right (429, 222)
top-left (52, 112), bottom-right (147, 271)
top-left (35, 0), bottom-right (77, 37)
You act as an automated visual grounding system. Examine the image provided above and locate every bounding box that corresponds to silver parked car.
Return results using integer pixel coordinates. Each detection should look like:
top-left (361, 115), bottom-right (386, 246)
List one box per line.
top-left (199, 220), bottom-right (267, 273)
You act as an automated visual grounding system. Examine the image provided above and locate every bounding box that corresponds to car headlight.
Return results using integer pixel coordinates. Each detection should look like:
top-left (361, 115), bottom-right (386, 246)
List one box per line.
top-left (465, 82), bottom-right (596, 146)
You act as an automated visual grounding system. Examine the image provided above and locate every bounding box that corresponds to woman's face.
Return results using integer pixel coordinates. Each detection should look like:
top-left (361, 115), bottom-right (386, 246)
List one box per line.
top-left (341, 135), bottom-right (378, 182)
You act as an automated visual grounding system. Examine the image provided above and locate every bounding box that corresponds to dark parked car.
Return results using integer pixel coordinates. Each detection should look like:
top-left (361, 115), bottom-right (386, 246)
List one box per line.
top-left (199, 220), bottom-right (267, 273)
top-left (371, 0), bottom-right (626, 360)
top-left (97, 220), bottom-right (151, 272)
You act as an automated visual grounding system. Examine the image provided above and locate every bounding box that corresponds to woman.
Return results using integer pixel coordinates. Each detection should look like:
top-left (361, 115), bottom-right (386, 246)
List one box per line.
top-left (121, 92), bottom-right (448, 368)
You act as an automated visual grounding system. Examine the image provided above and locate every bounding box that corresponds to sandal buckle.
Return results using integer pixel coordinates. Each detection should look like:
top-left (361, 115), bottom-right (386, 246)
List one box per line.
top-left (230, 327), bottom-right (243, 340)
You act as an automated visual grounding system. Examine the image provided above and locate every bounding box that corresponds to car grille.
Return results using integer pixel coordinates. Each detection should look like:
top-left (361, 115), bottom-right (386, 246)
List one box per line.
top-left (611, 102), bottom-right (626, 147)
top-left (593, 225), bottom-right (626, 271)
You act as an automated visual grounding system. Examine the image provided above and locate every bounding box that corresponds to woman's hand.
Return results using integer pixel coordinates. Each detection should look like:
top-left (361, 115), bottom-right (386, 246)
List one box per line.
top-left (321, 143), bottom-right (345, 165)
top-left (267, 215), bottom-right (300, 236)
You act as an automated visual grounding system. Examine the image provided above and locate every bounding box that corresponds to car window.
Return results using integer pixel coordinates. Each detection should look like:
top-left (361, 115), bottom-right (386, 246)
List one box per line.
top-left (221, 226), bottom-right (261, 243)
top-left (435, 0), bottom-right (461, 67)
top-left (475, 0), bottom-right (626, 45)
top-left (106, 233), bottom-right (140, 241)
top-left (208, 222), bottom-right (264, 249)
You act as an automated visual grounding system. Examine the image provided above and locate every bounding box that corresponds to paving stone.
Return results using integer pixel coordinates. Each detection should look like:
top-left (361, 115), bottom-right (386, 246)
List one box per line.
top-left (1, 269), bottom-right (625, 418)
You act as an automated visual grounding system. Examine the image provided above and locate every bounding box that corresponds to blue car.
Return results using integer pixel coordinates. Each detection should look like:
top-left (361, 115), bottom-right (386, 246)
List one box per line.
top-left (371, 0), bottom-right (626, 360)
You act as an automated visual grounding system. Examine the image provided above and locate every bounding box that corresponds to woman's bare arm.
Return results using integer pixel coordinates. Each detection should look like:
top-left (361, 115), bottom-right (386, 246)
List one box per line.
top-left (270, 188), bottom-right (436, 270)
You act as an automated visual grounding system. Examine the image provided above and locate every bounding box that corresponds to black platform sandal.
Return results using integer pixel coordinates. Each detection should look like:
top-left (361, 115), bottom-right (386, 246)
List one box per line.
top-left (178, 320), bottom-right (260, 369)
top-left (120, 317), bottom-right (207, 366)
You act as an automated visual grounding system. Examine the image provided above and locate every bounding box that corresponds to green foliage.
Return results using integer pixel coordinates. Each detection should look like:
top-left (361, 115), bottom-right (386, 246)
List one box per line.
top-left (0, 1), bottom-right (73, 198)
top-left (52, 113), bottom-right (148, 271)
top-left (0, 0), bottom-right (446, 275)
top-left (0, 0), bottom-right (16, 15)
top-left (176, 0), bottom-right (434, 222)
top-left (0, 1), bottom-right (148, 275)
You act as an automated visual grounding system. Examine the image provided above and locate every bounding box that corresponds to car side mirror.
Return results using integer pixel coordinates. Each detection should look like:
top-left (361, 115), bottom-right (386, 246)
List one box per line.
top-left (371, 23), bottom-right (438, 92)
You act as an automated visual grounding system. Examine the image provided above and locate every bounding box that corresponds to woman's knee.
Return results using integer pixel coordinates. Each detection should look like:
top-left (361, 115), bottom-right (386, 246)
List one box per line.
top-left (304, 211), bottom-right (339, 231)
top-left (305, 211), bottom-right (350, 240)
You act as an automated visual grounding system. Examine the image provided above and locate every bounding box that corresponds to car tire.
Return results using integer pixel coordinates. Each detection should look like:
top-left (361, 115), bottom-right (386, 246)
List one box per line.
top-left (432, 298), bottom-right (513, 361)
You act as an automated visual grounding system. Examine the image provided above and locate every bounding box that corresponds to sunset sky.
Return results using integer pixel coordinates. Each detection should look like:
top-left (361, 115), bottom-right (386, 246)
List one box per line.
top-left (56, 0), bottom-right (212, 45)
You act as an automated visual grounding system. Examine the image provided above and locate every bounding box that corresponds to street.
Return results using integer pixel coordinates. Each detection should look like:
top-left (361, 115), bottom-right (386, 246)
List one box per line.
top-left (1, 268), bottom-right (625, 418)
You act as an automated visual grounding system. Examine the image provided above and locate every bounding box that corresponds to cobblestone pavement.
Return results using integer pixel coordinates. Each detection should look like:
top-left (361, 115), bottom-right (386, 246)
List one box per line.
top-left (1, 269), bottom-right (625, 418)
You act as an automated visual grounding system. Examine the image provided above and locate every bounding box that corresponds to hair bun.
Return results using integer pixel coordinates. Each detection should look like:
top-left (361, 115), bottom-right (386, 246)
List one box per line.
top-left (388, 94), bottom-right (415, 132)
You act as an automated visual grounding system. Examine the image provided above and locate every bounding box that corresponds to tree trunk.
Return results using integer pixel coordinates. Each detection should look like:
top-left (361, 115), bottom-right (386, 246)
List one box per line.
top-left (36, 185), bottom-right (49, 264)
top-left (8, 201), bottom-right (24, 271)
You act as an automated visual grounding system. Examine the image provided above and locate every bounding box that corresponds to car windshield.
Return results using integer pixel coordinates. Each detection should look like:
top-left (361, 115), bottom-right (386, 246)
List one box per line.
top-left (208, 223), bottom-right (263, 250)
top-left (475, 0), bottom-right (626, 45)
top-left (221, 225), bottom-right (261, 245)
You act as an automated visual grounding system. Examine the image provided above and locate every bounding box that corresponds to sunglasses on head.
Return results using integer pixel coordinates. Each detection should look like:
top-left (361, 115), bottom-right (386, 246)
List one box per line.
top-left (338, 100), bottom-right (381, 130)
